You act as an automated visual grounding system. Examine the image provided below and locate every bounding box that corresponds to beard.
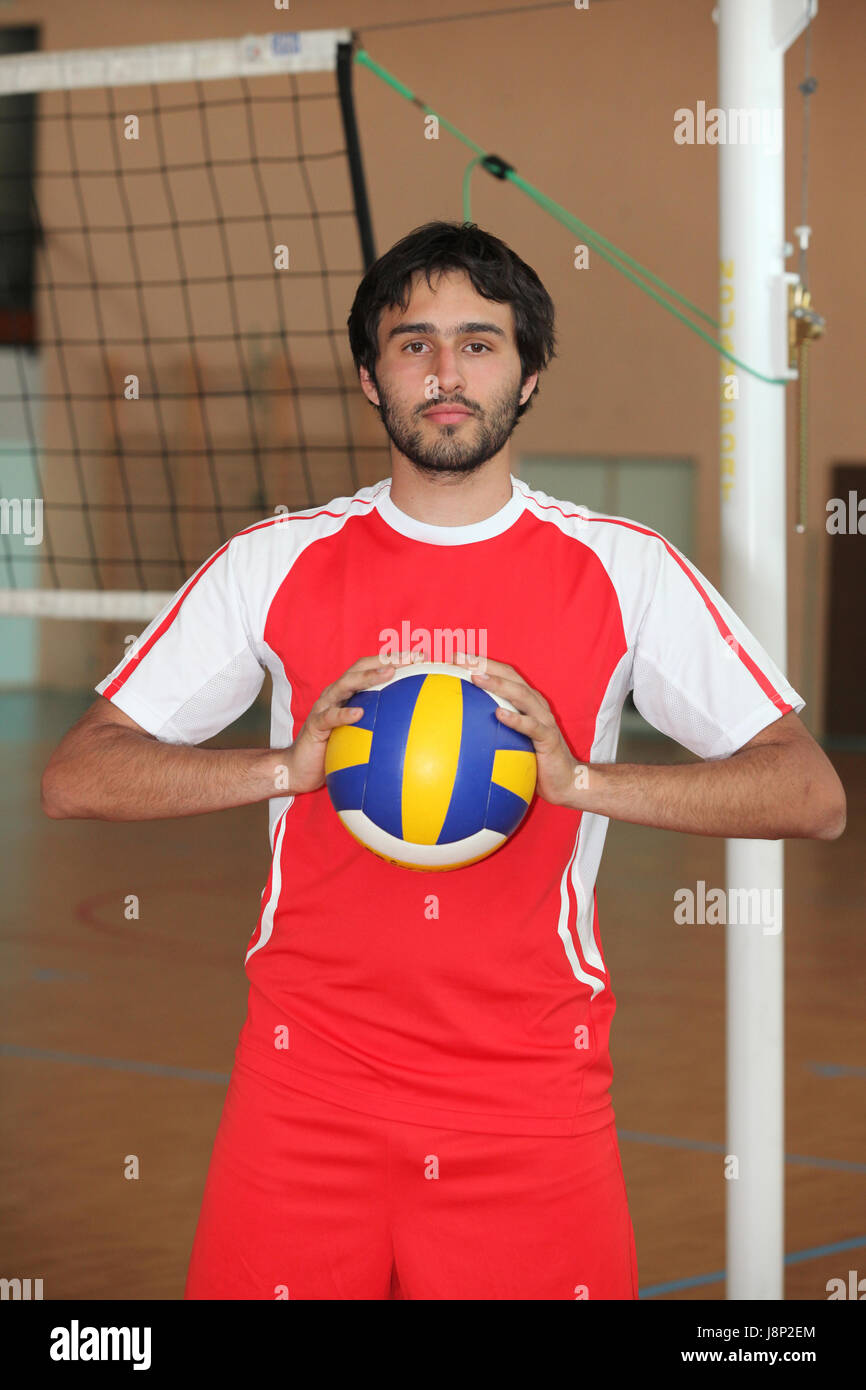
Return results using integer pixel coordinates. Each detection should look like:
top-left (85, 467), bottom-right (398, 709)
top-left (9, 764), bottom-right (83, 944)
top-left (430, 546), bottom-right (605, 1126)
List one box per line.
top-left (372, 374), bottom-right (525, 478)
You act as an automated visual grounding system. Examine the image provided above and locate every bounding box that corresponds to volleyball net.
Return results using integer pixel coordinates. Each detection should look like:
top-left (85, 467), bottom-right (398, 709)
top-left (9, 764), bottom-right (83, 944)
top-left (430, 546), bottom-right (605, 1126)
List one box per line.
top-left (0, 30), bottom-right (378, 620)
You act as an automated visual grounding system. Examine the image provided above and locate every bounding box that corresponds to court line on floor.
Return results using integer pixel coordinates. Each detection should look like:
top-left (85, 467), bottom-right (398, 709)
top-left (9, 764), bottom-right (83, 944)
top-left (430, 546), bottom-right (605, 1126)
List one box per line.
top-left (4, 1042), bottom-right (863, 1300)
top-left (618, 1128), bottom-right (866, 1174)
top-left (3, 1043), bottom-right (865, 1174)
top-left (807, 1062), bottom-right (866, 1079)
top-left (639, 1235), bottom-right (866, 1299)
top-left (0, 1043), bottom-right (230, 1085)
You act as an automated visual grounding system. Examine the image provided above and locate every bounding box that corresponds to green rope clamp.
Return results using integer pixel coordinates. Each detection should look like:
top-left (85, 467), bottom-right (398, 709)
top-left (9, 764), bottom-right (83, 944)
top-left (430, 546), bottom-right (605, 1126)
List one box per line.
top-left (481, 154), bottom-right (515, 180)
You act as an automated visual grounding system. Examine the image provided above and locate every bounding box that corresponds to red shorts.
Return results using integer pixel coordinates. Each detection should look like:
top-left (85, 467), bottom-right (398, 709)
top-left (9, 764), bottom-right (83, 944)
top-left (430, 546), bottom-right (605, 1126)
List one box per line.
top-left (184, 1057), bottom-right (638, 1300)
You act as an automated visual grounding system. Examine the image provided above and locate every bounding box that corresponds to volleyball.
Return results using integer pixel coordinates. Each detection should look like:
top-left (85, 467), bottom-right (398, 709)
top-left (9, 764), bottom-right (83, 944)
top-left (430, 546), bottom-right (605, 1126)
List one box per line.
top-left (324, 660), bottom-right (538, 870)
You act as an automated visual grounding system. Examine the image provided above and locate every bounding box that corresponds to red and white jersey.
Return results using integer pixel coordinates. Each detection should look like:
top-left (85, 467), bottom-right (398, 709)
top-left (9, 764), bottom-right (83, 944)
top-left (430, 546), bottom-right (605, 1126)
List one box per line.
top-left (95, 476), bottom-right (804, 1136)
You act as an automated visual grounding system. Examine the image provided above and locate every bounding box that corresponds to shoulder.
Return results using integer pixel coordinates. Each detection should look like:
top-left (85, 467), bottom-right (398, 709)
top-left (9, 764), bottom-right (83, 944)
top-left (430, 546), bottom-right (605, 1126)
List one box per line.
top-left (227, 479), bottom-right (389, 565)
top-left (514, 477), bottom-right (673, 574)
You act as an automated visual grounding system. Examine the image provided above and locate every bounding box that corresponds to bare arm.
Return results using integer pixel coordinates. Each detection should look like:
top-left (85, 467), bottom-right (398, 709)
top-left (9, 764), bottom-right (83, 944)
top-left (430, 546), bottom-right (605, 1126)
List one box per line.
top-left (40, 655), bottom-right (402, 822)
top-left (40, 696), bottom-right (280, 821)
top-left (566, 712), bottom-right (847, 840)
top-left (467, 654), bottom-right (847, 842)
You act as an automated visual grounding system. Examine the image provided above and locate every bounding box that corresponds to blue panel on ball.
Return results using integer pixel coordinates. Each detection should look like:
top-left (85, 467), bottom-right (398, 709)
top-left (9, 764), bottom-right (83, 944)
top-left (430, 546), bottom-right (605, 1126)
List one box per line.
top-left (363, 673), bottom-right (424, 838)
top-left (438, 680), bottom-right (497, 842)
top-left (493, 716), bottom-right (535, 753)
top-left (348, 688), bottom-right (379, 731)
top-left (486, 780), bottom-right (530, 836)
top-left (326, 762), bottom-right (369, 813)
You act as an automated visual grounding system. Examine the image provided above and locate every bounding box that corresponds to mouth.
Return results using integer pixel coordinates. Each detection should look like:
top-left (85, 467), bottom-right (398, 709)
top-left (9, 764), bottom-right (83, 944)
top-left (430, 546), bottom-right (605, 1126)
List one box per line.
top-left (423, 407), bottom-right (475, 423)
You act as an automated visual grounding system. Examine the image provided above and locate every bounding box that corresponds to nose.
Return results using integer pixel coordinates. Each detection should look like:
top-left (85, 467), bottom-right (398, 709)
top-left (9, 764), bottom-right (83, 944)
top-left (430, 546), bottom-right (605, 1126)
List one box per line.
top-left (429, 344), bottom-right (466, 398)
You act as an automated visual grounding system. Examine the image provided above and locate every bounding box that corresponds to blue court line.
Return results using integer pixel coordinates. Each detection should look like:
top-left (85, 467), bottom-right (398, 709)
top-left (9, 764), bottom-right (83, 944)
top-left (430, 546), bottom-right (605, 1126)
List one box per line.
top-left (807, 1061), bottom-right (866, 1079)
top-left (640, 1269), bottom-right (726, 1297)
top-left (639, 1235), bottom-right (866, 1299)
top-left (0, 1043), bottom-right (230, 1085)
top-left (617, 1129), bottom-right (866, 1175)
top-left (3, 1044), bottom-right (864, 1173)
top-left (2, 1042), bottom-right (863, 1300)
top-left (31, 968), bottom-right (90, 982)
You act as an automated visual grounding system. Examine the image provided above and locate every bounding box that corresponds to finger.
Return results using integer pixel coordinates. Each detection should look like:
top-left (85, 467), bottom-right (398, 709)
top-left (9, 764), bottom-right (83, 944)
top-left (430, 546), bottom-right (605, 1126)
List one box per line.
top-left (344, 652), bottom-right (406, 676)
top-left (320, 661), bottom-right (396, 709)
top-left (328, 703), bottom-right (370, 727)
top-left (310, 671), bottom-right (390, 721)
top-left (313, 650), bottom-right (427, 724)
top-left (492, 705), bottom-right (558, 746)
top-left (303, 701), bottom-right (368, 738)
top-left (452, 651), bottom-right (517, 678)
top-left (335, 651), bottom-right (418, 681)
top-left (312, 650), bottom-right (423, 722)
top-left (350, 650), bottom-right (424, 680)
top-left (340, 650), bottom-right (425, 698)
top-left (376, 650), bottom-right (426, 667)
top-left (470, 669), bottom-right (545, 715)
top-left (342, 648), bottom-right (426, 691)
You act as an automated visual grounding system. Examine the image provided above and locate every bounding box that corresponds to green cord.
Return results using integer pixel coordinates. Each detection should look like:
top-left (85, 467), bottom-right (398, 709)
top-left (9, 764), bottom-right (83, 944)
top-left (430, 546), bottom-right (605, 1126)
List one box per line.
top-left (354, 47), bottom-right (789, 387)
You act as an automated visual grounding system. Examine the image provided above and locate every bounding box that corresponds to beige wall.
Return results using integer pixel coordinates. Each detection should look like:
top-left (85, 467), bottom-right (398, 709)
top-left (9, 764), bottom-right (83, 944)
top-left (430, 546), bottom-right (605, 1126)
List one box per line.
top-left (11, 0), bottom-right (864, 734)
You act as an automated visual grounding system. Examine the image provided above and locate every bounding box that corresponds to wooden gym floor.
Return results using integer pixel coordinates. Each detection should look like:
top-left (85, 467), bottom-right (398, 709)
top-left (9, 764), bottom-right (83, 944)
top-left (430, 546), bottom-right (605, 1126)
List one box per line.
top-left (1, 690), bottom-right (863, 1300)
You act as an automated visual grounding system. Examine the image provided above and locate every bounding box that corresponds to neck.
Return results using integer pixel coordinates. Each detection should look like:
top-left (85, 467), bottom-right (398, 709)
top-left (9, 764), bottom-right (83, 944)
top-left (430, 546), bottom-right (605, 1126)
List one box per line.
top-left (388, 460), bottom-right (514, 526)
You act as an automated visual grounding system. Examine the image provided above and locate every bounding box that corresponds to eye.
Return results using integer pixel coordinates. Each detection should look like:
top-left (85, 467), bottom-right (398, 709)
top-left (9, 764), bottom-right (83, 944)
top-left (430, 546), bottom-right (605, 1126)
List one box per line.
top-left (401, 340), bottom-right (493, 354)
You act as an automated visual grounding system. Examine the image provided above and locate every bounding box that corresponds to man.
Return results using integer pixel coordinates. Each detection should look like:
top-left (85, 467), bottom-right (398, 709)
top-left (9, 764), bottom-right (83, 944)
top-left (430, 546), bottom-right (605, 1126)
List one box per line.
top-left (42, 221), bottom-right (846, 1301)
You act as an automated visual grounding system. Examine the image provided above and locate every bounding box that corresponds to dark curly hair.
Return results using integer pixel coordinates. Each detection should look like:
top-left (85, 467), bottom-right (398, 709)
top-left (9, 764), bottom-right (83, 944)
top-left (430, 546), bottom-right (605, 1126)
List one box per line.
top-left (347, 221), bottom-right (557, 418)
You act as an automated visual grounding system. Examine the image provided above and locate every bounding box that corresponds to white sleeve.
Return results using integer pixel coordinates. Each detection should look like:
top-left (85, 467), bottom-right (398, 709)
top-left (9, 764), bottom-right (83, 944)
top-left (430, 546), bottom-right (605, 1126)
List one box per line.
top-left (94, 536), bottom-right (266, 744)
top-left (630, 538), bottom-right (805, 760)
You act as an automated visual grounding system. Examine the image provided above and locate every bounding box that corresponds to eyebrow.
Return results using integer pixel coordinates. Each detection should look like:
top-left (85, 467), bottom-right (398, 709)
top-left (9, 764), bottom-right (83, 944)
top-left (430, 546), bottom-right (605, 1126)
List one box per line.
top-left (386, 320), bottom-right (507, 343)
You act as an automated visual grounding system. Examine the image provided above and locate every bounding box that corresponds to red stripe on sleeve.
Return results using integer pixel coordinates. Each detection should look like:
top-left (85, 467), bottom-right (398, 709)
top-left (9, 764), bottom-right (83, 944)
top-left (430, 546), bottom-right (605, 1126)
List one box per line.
top-left (100, 503), bottom-right (374, 702)
top-left (101, 539), bottom-right (232, 699)
top-left (580, 513), bottom-right (796, 715)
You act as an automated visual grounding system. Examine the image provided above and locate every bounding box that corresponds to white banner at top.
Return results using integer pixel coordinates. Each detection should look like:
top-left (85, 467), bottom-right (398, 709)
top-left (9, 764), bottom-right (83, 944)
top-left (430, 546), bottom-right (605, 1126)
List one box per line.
top-left (0, 30), bottom-right (354, 95)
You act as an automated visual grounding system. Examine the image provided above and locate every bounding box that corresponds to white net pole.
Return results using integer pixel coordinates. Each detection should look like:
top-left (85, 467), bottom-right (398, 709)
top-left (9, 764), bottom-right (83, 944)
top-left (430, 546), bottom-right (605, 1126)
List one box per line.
top-left (718, 0), bottom-right (816, 1301)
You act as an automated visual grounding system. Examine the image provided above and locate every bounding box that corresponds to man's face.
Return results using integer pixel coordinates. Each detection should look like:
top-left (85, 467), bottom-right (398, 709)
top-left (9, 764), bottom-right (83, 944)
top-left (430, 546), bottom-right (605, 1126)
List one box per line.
top-left (360, 269), bottom-right (537, 478)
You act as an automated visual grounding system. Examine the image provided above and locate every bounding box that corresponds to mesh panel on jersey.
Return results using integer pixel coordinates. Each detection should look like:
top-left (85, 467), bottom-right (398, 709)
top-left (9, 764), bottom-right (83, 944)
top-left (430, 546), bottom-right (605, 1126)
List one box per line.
top-left (161, 650), bottom-right (264, 744)
top-left (631, 652), bottom-right (726, 757)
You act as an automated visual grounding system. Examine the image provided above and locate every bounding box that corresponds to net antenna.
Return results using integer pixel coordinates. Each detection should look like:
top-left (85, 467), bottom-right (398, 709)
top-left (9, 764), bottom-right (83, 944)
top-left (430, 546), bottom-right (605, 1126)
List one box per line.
top-left (0, 30), bottom-right (378, 621)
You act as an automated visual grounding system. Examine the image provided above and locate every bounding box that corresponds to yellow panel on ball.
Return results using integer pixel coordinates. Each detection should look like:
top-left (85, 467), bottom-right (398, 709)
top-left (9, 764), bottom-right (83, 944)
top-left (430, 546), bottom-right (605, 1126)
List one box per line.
top-left (324, 722), bottom-right (372, 775)
top-left (401, 673), bottom-right (464, 844)
top-left (492, 747), bottom-right (538, 802)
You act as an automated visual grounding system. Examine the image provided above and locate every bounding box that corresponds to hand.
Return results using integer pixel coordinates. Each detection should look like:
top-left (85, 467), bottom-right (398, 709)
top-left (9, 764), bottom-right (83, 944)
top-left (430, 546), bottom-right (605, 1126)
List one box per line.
top-left (456, 653), bottom-right (585, 809)
top-left (285, 652), bottom-right (420, 796)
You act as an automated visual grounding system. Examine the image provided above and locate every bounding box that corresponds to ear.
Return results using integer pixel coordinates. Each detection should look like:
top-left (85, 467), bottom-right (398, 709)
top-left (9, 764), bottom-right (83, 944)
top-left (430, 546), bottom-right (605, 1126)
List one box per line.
top-left (359, 365), bottom-right (380, 408)
top-left (519, 371), bottom-right (539, 406)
